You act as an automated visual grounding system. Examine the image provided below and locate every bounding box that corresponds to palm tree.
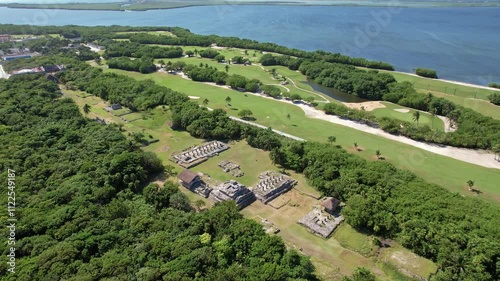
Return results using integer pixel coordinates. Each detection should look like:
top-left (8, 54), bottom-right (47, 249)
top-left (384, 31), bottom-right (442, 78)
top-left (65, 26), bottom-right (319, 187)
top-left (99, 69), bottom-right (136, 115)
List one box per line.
top-left (244, 50), bottom-right (248, 55)
top-left (194, 48), bottom-right (198, 57)
top-left (158, 60), bottom-right (166, 68)
top-left (286, 113), bottom-right (291, 120)
top-left (225, 65), bottom-right (229, 73)
top-left (466, 180), bottom-right (474, 191)
top-left (328, 136), bottom-right (336, 144)
top-left (271, 68), bottom-right (277, 78)
top-left (202, 98), bottom-right (209, 106)
top-left (225, 96), bottom-right (231, 106)
top-left (354, 142), bottom-right (358, 150)
top-left (375, 150), bottom-right (381, 159)
top-left (413, 111), bottom-right (420, 126)
top-left (83, 104), bottom-right (91, 115)
top-left (430, 107), bottom-right (437, 129)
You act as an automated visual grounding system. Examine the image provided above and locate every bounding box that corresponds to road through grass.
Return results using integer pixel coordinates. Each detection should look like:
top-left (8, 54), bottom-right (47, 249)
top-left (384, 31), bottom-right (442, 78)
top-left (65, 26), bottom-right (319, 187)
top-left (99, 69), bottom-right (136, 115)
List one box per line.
top-left (105, 69), bottom-right (500, 204)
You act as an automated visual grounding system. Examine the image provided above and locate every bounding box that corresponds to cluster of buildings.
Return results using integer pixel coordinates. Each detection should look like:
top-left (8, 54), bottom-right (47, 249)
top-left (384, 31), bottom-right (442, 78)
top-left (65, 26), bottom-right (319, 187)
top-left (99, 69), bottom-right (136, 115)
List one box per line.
top-left (177, 168), bottom-right (297, 209)
top-left (9, 64), bottom-right (65, 78)
top-left (173, 141), bottom-right (344, 238)
top-left (1, 46), bottom-right (41, 61)
top-left (171, 141), bottom-right (229, 168)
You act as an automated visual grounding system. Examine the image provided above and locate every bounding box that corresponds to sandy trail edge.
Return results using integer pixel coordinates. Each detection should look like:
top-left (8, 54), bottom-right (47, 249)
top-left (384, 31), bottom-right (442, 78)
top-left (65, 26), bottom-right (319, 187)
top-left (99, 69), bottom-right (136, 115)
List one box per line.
top-left (297, 103), bottom-right (499, 169)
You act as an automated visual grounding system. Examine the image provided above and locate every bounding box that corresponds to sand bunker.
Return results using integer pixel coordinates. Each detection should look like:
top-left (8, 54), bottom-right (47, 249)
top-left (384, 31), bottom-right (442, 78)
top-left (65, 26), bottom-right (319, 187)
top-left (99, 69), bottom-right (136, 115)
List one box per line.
top-left (188, 96), bottom-right (200, 99)
top-left (394, 109), bottom-right (410, 113)
top-left (344, 101), bottom-right (386, 111)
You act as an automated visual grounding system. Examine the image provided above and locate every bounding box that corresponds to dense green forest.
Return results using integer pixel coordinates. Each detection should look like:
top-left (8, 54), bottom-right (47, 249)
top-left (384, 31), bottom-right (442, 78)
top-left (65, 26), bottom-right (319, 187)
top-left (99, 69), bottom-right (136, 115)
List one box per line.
top-left (0, 74), bottom-right (316, 281)
top-left (102, 41), bottom-right (184, 59)
top-left (107, 56), bottom-right (157, 74)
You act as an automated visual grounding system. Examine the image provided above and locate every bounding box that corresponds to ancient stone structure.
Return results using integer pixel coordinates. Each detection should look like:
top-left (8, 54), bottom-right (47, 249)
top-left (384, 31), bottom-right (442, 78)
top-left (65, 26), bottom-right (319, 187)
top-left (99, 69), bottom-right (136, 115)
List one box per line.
top-left (297, 208), bottom-right (344, 238)
top-left (177, 169), bottom-right (212, 198)
top-left (218, 160), bottom-right (244, 177)
top-left (252, 171), bottom-right (297, 204)
top-left (171, 141), bottom-right (229, 168)
top-left (210, 180), bottom-right (255, 209)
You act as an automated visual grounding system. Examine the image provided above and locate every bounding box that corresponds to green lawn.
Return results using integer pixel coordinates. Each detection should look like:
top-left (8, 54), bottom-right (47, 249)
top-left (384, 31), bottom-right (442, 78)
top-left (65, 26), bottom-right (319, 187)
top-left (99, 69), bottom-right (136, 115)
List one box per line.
top-left (332, 224), bottom-right (378, 257)
top-left (372, 102), bottom-right (445, 131)
top-left (376, 70), bottom-right (500, 120)
top-left (156, 56), bottom-right (319, 101)
top-left (105, 69), bottom-right (500, 204)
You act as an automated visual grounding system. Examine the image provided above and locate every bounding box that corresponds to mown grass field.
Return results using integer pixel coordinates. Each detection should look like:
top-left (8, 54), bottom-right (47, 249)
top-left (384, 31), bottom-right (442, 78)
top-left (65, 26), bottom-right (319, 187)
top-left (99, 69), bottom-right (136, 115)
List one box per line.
top-left (154, 54), bottom-right (321, 102)
top-left (375, 70), bottom-right (500, 120)
top-left (105, 68), bottom-right (500, 204)
top-left (372, 102), bottom-right (445, 131)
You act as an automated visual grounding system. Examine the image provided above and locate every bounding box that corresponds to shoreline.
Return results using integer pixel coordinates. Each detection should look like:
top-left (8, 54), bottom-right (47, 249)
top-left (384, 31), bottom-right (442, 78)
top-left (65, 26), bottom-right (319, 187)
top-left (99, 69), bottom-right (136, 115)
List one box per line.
top-left (392, 71), bottom-right (500, 92)
top-left (3, 1), bottom-right (500, 11)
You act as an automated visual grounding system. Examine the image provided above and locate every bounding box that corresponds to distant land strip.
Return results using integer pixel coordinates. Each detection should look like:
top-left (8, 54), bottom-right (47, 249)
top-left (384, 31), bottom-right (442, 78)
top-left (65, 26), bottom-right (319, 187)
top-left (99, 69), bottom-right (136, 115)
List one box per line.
top-left (3, 0), bottom-right (500, 11)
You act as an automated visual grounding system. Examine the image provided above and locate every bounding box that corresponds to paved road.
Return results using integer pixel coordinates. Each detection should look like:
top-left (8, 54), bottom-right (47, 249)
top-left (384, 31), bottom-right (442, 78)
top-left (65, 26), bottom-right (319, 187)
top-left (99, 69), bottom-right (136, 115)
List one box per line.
top-left (228, 116), bottom-right (306, 142)
top-left (203, 105), bottom-right (305, 141)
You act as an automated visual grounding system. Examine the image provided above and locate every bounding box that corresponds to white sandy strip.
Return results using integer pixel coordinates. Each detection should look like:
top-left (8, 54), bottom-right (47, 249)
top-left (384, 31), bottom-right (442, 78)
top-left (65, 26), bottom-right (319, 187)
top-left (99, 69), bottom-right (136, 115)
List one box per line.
top-left (394, 108), bottom-right (410, 113)
top-left (189, 96), bottom-right (200, 99)
top-left (229, 116), bottom-right (306, 142)
top-left (344, 101), bottom-right (386, 111)
top-left (178, 71), bottom-right (499, 169)
top-left (295, 103), bottom-right (499, 169)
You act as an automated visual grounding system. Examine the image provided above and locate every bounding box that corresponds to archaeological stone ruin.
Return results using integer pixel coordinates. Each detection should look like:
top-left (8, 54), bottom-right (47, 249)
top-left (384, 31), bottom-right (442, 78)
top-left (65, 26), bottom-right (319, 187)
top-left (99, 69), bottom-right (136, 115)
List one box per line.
top-left (209, 180), bottom-right (256, 209)
top-left (218, 160), bottom-right (244, 177)
top-left (252, 171), bottom-right (297, 204)
top-left (297, 207), bottom-right (344, 238)
top-left (171, 141), bottom-right (229, 168)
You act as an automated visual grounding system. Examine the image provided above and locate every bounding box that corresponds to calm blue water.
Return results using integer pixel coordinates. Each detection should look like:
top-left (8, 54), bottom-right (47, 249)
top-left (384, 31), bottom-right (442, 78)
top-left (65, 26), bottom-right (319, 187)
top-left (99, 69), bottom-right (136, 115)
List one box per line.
top-left (0, 6), bottom-right (499, 85)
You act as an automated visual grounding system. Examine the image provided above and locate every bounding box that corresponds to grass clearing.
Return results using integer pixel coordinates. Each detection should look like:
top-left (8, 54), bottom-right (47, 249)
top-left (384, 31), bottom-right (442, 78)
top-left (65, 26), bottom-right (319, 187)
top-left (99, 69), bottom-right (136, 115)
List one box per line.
top-left (372, 102), bottom-right (445, 131)
top-left (373, 70), bottom-right (500, 119)
top-left (380, 244), bottom-right (438, 280)
top-left (105, 69), bottom-right (500, 204)
top-left (332, 224), bottom-right (378, 257)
